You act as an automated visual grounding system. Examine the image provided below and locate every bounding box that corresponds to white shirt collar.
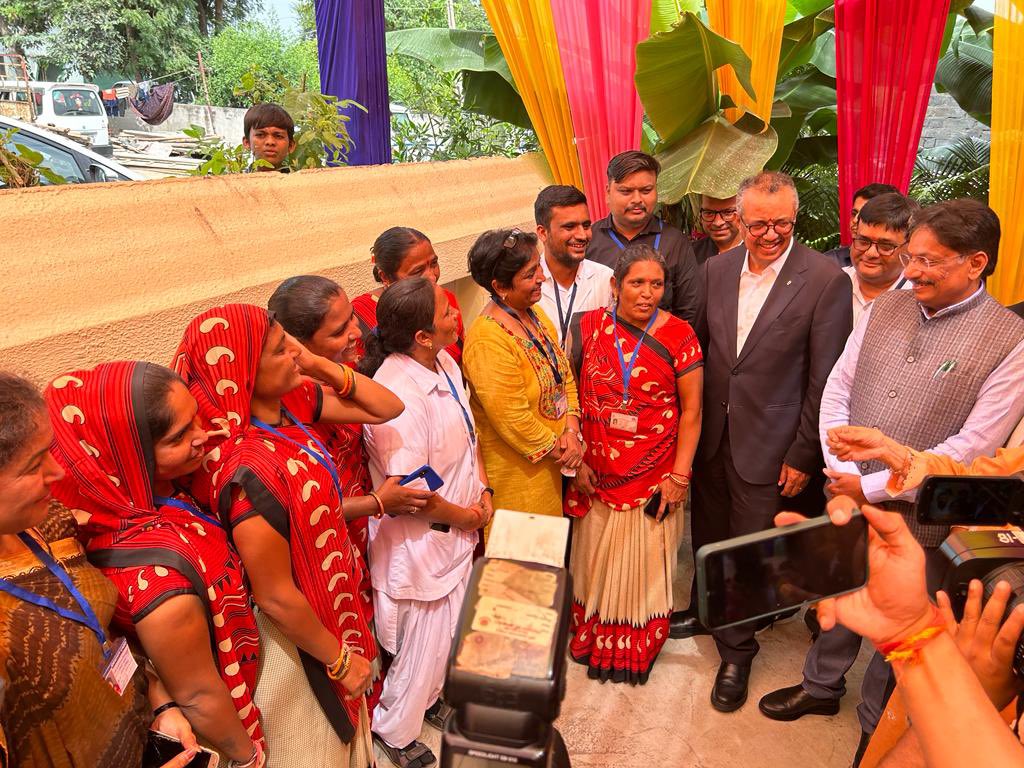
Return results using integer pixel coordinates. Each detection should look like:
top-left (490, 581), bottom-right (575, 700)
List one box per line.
top-left (388, 350), bottom-right (458, 395)
top-left (741, 238), bottom-right (795, 278)
top-left (843, 265), bottom-right (908, 306)
top-left (541, 252), bottom-right (589, 290)
top-left (919, 283), bottom-right (986, 320)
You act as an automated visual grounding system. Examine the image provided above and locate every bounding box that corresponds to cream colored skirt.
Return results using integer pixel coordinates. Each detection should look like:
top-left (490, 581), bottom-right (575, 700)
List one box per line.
top-left (255, 611), bottom-right (374, 767)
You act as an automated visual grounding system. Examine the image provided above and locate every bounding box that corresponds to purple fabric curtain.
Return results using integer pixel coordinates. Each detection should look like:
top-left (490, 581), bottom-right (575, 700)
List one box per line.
top-left (315, 0), bottom-right (392, 166)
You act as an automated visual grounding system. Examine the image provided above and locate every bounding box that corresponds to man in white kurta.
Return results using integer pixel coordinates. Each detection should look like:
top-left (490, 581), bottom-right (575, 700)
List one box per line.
top-left (363, 348), bottom-right (481, 754)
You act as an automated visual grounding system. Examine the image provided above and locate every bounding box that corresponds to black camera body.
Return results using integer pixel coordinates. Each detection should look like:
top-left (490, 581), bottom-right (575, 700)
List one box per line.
top-left (940, 528), bottom-right (1024, 676)
top-left (441, 557), bottom-right (572, 768)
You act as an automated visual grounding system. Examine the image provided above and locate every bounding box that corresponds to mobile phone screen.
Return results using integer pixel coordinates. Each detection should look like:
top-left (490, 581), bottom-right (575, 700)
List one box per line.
top-left (916, 476), bottom-right (1024, 526)
top-left (143, 732), bottom-right (217, 768)
top-left (699, 514), bottom-right (868, 630)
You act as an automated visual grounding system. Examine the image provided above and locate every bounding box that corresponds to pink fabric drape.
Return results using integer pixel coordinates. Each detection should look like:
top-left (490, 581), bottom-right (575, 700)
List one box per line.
top-left (550, 0), bottom-right (652, 220)
top-left (835, 0), bottom-right (951, 242)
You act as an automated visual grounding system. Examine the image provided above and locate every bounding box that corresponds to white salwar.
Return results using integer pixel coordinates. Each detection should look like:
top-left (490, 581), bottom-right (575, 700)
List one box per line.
top-left (363, 350), bottom-right (480, 749)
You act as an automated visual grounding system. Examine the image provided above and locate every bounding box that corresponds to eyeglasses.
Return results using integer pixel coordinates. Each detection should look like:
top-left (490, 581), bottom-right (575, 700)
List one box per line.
top-left (741, 218), bottom-right (795, 238)
top-left (898, 252), bottom-right (967, 271)
top-left (503, 228), bottom-right (522, 250)
top-left (851, 235), bottom-right (907, 258)
top-left (700, 208), bottom-right (737, 223)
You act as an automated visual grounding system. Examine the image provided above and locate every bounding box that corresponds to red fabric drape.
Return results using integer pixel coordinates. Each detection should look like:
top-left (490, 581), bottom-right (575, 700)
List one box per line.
top-left (835, 0), bottom-right (951, 242)
top-left (549, 0), bottom-right (652, 220)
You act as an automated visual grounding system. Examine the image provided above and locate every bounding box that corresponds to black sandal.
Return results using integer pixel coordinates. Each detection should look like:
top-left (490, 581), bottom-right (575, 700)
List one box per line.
top-left (373, 733), bottom-right (437, 768)
top-left (423, 700), bottom-right (454, 730)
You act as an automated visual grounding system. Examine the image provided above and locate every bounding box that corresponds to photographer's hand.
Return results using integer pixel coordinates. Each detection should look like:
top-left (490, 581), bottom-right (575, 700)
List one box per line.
top-left (937, 580), bottom-right (1024, 710)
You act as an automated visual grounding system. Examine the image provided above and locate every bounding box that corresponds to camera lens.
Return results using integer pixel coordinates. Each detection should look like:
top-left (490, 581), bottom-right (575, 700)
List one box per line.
top-left (981, 563), bottom-right (1024, 678)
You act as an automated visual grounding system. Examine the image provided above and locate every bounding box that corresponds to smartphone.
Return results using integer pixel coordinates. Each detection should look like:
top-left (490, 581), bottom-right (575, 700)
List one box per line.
top-left (399, 464), bottom-right (444, 492)
top-left (916, 475), bottom-right (1024, 526)
top-left (643, 492), bottom-right (662, 519)
top-left (696, 512), bottom-right (869, 630)
top-left (143, 731), bottom-right (219, 768)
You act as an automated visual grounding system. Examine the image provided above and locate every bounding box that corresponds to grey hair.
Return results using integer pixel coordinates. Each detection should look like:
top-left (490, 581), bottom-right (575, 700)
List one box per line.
top-left (0, 372), bottom-right (45, 470)
top-left (736, 171), bottom-right (800, 215)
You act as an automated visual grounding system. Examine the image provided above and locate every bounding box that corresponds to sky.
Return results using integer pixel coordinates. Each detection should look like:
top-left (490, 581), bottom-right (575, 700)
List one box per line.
top-left (258, 0), bottom-right (300, 36)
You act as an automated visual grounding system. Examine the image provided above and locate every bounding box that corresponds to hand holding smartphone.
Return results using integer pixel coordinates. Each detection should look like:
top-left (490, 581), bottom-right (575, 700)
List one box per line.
top-left (398, 465), bottom-right (449, 532)
top-left (143, 731), bottom-right (219, 768)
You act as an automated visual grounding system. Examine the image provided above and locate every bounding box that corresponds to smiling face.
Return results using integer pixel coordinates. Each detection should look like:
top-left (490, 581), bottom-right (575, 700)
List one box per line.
top-left (700, 194), bottom-right (741, 250)
top-left (850, 221), bottom-right (907, 288)
top-left (538, 203), bottom-right (592, 267)
top-left (902, 226), bottom-right (987, 312)
top-left (254, 322), bottom-right (303, 400)
top-left (420, 283), bottom-right (459, 351)
top-left (607, 170), bottom-right (658, 231)
top-left (500, 249), bottom-right (545, 310)
top-left (384, 239), bottom-right (441, 286)
top-left (152, 382), bottom-right (209, 482)
top-left (739, 187), bottom-right (798, 268)
top-left (614, 259), bottom-right (666, 325)
top-left (305, 291), bottom-right (362, 364)
top-left (0, 415), bottom-right (64, 534)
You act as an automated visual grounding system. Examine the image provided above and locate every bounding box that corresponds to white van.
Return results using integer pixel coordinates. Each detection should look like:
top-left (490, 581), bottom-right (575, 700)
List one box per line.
top-left (0, 81), bottom-right (112, 155)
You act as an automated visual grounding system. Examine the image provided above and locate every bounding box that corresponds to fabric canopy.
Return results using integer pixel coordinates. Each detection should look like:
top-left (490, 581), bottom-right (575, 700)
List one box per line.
top-left (315, 0), bottom-right (391, 166)
top-left (835, 0), bottom-right (951, 242)
top-left (481, 0), bottom-right (583, 188)
top-left (549, 0), bottom-right (651, 220)
top-left (705, 0), bottom-right (786, 123)
top-left (988, 0), bottom-right (1024, 304)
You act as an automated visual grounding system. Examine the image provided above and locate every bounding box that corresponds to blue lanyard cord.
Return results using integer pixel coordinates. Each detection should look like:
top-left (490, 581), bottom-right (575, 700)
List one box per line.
top-left (153, 495), bottom-right (223, 530)
top-left (251, 408), bottom-right (344, 502)
top-left (612, 309), bottom-right (659, 405)
top-left (552, 280), bottom-right (577, 345)
top-left (607, 218), bottom-right (663, 252)
top-left (439, 363), bottom-right (476, 445)
top-left (492, 297), bottom-right (564, 386)
top-left (0, 532), bottom-right (110, 658)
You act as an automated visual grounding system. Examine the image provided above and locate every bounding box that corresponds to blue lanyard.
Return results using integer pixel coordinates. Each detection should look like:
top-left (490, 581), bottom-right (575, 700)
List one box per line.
top-left (552, 280), bottom-right (577, 346)
top-left (251, 408), bottom-right (344, 502)
top-left (612, 309), bottom-right (659, 405)
top-left (439, 362), bottom-right (476, 445)
top-left (608, 218), bottom-right (663, 252)
top-left (0, 532), bottom-right (110, 659)
top-left (493, 297), bottom-right (564, 386)
top-left (153, 495), bottom-right (223, 530)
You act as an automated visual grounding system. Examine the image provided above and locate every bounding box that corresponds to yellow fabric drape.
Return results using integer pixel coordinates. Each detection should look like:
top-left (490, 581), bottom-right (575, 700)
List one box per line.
top-left (705, 0), bottom-right (787, 123)
top-left (481, 0), bottom-right (583, 187)
top-left (989, 0), bottom-right (1024, 304)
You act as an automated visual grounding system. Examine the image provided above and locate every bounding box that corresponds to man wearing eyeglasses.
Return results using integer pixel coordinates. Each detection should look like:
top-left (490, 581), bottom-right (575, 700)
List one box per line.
top-left (692, 194), bottom-right (743, 266)
top-left (843, 192), bottom-right (917, 328)
top-left (823, 182), bottom-right (901, 269)
top-left (760, 199), bottom-right (1024, 766)
top-left (587, 150), bottom-right (701, 324)
top-left (680, 171), bottom-right (853, 713)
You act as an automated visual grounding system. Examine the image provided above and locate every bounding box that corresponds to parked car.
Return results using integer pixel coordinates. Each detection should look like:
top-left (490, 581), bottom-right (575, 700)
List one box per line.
top-left (0, 80), bottom-right (112, 155)
top-left (0, 116), bottom-right (142, 186)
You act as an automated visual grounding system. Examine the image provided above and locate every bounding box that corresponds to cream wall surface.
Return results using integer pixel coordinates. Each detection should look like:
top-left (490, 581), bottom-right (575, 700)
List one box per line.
top-left (1, 153), bottom-right (552, 384)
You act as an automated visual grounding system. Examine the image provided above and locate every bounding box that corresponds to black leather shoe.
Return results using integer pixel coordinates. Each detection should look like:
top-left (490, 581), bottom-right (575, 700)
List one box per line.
top-left (669, 610), bottom-right (710, 639)
top-left (710, 662), bottom-right (750, 712)
top-left (758, 684), bottom-right (840, 721)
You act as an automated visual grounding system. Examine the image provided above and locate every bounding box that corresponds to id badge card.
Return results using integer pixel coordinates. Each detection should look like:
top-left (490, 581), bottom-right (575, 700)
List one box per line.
top-left (101, 637), bottom-right (138, 696)
top-left (609, 411), bottom-right (638, 435)
top-left (554, 392), bottom-right (568, 418)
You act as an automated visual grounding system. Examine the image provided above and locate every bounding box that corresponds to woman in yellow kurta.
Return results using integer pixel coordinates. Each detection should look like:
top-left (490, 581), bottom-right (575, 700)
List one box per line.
top-left (463, 228), bottom-right (583, 521)
top-left (826, 426), bottom-right (1024, 494)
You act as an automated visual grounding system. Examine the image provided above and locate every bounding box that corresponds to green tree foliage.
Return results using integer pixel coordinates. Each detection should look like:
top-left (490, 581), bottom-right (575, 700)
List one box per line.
top-left (204, 22), bottom-right (320, 107)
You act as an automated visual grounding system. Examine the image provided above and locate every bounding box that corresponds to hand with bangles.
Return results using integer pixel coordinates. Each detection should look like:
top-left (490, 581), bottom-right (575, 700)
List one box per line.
top-left (827, 425), bottom-right (909, 471)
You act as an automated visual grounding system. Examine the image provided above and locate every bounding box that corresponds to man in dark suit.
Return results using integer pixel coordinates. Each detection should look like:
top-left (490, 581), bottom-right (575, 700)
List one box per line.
top-left (679, 171), bottom-right (853, 712)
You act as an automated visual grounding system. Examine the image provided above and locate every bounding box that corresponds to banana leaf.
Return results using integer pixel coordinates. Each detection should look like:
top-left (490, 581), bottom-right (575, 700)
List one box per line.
top-left (654, 111), bottom-right (779, 203)
top-left (462, 71), bottom-right (533, 129)
top-left (774, 68), bottom-right (837, 112)
top-left (635, 11), bottom-right (755, 149)
top-left (785, 134), bottom-right (838, 168)
top-left (964, 5), bottom-right (994, 35)
top-left (778, 5), bottom-right (835, 78)
top-left (934, 28), bottom-right (993, 125)
top-left (650, 0), bottom-right (703, 34)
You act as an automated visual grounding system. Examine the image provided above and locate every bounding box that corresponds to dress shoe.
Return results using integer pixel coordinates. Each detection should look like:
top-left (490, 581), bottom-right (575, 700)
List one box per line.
top-left (669, 610), bottom-right (709, 639)
top-left (758, 684), bottom-right (840, 721)
top-left (710, 662), bottom-right (750, 712)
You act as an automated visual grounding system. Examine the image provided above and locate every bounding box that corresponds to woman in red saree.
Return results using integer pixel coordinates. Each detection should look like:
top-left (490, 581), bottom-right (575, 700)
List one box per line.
top-left (45, 361), bottom-right (264, 765)
top-left (352, 227), bottom-right (465, 364)
top-left (173, 303), bottom-right (403, 767)
top-left (567, 244), bottom-right (704, 685)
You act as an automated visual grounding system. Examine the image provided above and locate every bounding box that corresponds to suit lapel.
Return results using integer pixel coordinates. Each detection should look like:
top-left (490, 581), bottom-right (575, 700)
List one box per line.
top-left (721, 252), bottom-right (743, 363)
top-left (735, 244), bottom-right (808, 366)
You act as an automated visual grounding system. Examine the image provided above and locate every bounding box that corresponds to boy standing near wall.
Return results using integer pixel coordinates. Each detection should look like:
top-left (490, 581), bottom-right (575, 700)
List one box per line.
top-left (243, 103), bottom-right (296, 172)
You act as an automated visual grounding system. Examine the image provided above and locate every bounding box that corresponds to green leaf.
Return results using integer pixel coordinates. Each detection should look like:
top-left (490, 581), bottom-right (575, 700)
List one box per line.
top-left (654, 111), bottom-right (779, 203)
top-left (934, 30), bottom-right (992, 125)
top-left (650, 0), bottom-right (703, 35)
top-left (964, 5), bottom-right (994, 35)
top-left (778, 6), bottom-right (835, 78)
top-left (784, 134), bottom-right (838, 168)
top-left (806, 106), bottom-right (837, 133)
top-left (635, 12), bottom-right (755, 148)
top-left (37, 166), bottom-right (66, 185)
top-left (774, 69), bottom-right (836, 112)
top-left (182, 125), bottom-right (206, 140)
top-left (462, 70), bottom-right (532, 129)
top-left (13, 143), bottom-right (43, 166)
top-left (766, 110), bottom-right (809, 170)
top-left (809, 29), bottom-right (836, 78)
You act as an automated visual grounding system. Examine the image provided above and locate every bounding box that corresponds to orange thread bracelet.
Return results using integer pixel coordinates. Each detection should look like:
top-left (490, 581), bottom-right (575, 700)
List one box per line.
top-left (876, 606), bottom-right (945, 664)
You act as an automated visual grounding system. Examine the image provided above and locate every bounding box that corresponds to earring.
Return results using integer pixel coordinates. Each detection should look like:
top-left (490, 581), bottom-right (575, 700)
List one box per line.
top-left (426, 340), bottom-right (434, 350)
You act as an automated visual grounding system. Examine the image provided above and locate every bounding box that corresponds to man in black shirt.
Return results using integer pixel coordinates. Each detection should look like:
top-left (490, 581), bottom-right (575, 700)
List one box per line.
top-left (586, 151), bottom-right (702, 324)
top-left (691, 193), bottom-right (743, 266)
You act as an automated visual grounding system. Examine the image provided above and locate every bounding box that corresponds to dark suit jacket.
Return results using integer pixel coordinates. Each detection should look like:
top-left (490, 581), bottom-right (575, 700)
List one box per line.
top-left (695, 242), bottom-right (853, 485)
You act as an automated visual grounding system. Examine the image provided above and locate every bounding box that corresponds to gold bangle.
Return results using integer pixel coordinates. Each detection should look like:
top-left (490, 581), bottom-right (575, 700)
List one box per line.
top-left (334, 363), bottom-right (355, 398)
top-left (667, 473), bottom-right (690, 487)
top-left (368, 491), bottom-right (385, 518)
top-left (327, 646), bottom-right (350, 680)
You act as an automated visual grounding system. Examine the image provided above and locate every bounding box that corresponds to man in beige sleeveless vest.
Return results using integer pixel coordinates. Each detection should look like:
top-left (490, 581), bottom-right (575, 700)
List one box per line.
top-left (759, 199), bottom-right (1024, 766)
